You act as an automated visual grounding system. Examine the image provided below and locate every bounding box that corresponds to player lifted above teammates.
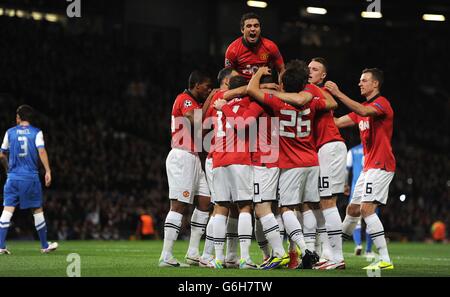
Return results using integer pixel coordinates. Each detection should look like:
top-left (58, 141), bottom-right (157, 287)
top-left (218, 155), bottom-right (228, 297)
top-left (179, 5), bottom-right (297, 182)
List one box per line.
top-left (0, 105), bottom-right (57, 254)
top-left (160, 70), bottom-right (213, 267)
top-left (326, 68), bottom-right (396, 270)
top-left (225, 12), bottom-right (285, 80)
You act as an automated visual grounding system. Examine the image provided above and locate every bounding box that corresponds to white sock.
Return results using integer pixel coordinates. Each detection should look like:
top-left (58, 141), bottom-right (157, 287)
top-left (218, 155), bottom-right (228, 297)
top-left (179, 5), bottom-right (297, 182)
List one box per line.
top-left (282, 210), bottom-right (307, 256)
top-left (364, 213), bottom-right (391, 263)
top-left (302, 210), bottom-right (317, 252)
top-left (238, 212), bottom-right (253, 260)
top-left (187, 208), bottom-right (209, 257)
top-left (225, 216), bottom-right (239, 261)
top-left (255, 218), bottom-right (271, 259)
top-left (201, 215), bottom-right (215, 259)
top-left (342, 215), bottom-right (360, 240)
top-left (161, 211), bottom-right (182, 260)
top-left (289, 211), bottom-right (300, 252)
top-left (275, 214), bottom-right (285, 244)
top-left (323, 207), bottom-right (344, 262)
top-left (0, 211), bottom-right (13, 249)
top-left (313, 209), bottom-right (331, 259)
top-left (33, 212), bottom-right (45, 228)
top-left (260, 213), bottom-right (285, 258)
top-left (213, 214), bottom-right (227, 262)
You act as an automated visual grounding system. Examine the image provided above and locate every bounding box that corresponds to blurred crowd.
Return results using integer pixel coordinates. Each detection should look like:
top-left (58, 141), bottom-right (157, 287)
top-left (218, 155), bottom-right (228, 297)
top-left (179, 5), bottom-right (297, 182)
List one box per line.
top-left (0, 17), bottom-right (448, 241)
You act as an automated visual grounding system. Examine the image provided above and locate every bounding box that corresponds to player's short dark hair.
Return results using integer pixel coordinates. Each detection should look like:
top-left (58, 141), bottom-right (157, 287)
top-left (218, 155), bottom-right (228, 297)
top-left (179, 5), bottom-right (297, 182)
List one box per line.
top-left (229, 75), bottom-right (248, 90)
top-left (311, 57), bottom-right (328, 73)
top-left (281, 60), bottom-right (309, 92)
top-left (362, 68), bottom-right (384, 89)
top-left (217, 68), bottom-right (234, 85)
top-left (240, 12), bottom-right (261, 29)
top-left (16, 105), bottom-right (34, 122)
top-left (188, 70), bottom-right (211, 89)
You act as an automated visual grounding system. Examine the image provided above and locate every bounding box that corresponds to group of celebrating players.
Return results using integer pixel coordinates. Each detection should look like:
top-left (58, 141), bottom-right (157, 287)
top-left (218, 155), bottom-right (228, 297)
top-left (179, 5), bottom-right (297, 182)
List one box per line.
top-left (159, 12), bottom-right (396, 271)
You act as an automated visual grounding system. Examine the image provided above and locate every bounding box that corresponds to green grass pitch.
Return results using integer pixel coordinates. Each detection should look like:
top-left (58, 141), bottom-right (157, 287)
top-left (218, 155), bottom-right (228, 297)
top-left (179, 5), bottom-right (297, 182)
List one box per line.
top-left (0, 240), bottom-right (449, 277)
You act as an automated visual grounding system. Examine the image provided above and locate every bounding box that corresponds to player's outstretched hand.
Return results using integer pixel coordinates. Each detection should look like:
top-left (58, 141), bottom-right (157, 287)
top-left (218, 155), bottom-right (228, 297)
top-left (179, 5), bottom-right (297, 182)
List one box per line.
top-left (214, 99), bottom-right (227, 111)
top-left (45, 171), bottom-right (52, 187)
top-left (324, 81), bottom-right (341, 96)
top-left (256, 66), bottom-right (271, 76)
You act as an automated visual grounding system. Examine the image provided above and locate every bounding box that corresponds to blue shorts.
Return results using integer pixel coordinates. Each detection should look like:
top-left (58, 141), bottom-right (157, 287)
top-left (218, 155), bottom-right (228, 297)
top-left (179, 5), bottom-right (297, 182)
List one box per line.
top-left (3, 179), bottom-right (43, 209)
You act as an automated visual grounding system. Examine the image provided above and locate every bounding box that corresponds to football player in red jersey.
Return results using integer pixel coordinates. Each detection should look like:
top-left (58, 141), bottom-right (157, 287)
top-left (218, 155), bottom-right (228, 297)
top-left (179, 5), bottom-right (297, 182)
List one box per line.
top-left (305, 58), bottom-right (347, 270)
top-left (247, 62), bottom-right (337, 269)
top-left (201, 67), bottom-right (243, 268)
top-left (160, 70), bottom-right (213, 267)
top-left (262, 59), bottom-right (345, 269)
top-left (208, 75), bottom-right (259, 269)
top-left (326, 68), bottom-right (396, 270)
top-left (225, 12), bottom-right (285, 80)
top-left (214, 78), bottom-right (290, 270)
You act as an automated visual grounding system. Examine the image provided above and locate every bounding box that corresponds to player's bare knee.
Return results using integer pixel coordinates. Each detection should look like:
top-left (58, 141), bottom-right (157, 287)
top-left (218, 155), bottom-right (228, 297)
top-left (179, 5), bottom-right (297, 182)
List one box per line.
top-left (320, 196), bottom-right (337, 210)
top-left (215, 203), bottom-right (230, 216)
top-left (347, 203), bottom-right (360, 217)
top-left (196, 195), bottom-right (211, 211)
top-left (237, 201), bottom-right (253, 213)
top-left (254, 202), bottom-right (271, 218)
top-left (3, 206), bottom-right (15, 214)
top-left (170, 200), bottom-right (187, 214)
top-left (32, 207), bottom-right (43, 215)
top-left (280, 205), bottom-right (295, 214)
top-left (360, 202), bottom-right (377, 218)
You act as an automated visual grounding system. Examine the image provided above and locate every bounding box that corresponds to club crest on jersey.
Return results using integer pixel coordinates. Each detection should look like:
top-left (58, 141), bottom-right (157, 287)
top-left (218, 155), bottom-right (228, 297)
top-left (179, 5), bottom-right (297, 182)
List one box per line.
top-left (260, 52), bottom-right (269, 61)
top-left (184, 100), bottom-right (192, 108)
top-left (225, 58), bottom-right (232, 67)
top-left (359, 120), bottom-right (370, 131)
top-left (183, 191), bottom-right (190, 198)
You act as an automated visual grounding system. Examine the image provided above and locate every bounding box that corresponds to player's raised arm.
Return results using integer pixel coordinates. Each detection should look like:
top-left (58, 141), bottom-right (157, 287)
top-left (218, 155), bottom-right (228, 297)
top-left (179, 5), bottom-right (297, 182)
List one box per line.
top-left (263, 89), bottom-right (313, 107)
top-left (334, 115), bottom-right (355, 128)
top-left (246, 66), bottom-right (271, 103)
top-left (319, 88), bottom-right (338, 110)
top-left (38, 147), bottom-right (51, 187)
top-left (222, 85), bottom-right (247, 100)
top-left (202, 88), bottom-right (219, 116)
top-left (325, 81), bottom-right (377, 117)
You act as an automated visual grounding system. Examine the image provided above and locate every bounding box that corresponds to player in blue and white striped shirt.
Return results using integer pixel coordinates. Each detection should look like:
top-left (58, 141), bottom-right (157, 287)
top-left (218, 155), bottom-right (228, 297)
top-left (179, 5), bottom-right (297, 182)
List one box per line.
top-left (0, 105), bottom-right (58, 254)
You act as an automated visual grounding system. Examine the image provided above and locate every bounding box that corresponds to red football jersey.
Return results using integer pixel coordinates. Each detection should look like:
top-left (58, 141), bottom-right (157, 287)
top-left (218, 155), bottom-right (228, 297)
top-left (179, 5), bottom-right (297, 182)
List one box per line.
top-left (203, 90), bottom-right (227, 158)
top-left (170, 90), bottom-right (201, 152)
top-left (262, 93), bottom-right (326, 168)
top-left (225, 37), bottom-right (284, 80)
top-left (303, 84), bottom-right (344, 149)
top-left (222, 101), bottom-right (278, 167)
top-left (212, 96), bottom-right (253, 168)
top-left (348, 95), bottom-right (396, 172)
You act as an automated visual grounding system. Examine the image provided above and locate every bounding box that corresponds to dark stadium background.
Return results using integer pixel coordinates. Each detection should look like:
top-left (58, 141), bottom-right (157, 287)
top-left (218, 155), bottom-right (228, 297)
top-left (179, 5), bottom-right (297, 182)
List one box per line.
top-left (0, 0), bottom-right (448, 243)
